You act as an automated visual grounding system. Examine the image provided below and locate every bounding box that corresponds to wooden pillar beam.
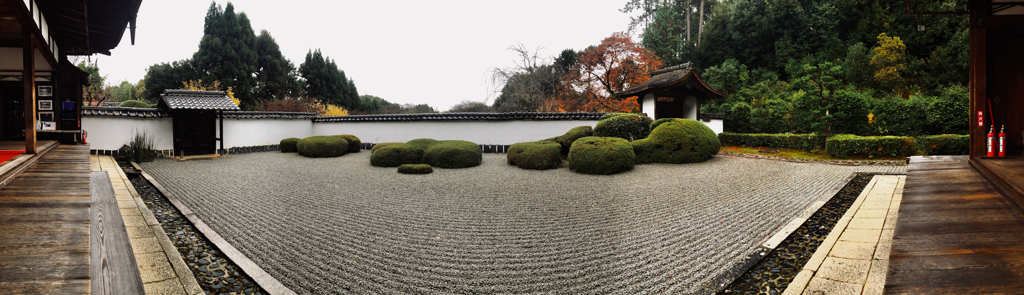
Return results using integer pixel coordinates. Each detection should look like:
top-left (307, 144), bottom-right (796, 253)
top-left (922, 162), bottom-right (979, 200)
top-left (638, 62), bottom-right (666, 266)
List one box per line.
top-left (969, 9), bottom-right (987, 160)
top-left (23, 30), bottom-right (37, 154)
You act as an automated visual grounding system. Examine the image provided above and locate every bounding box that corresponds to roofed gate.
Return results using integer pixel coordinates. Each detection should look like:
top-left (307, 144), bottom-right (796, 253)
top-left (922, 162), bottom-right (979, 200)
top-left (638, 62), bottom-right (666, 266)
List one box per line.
top-left (616, 63), bottom-right (724, 120)
top-left (158, 90), bottom-right (240, 156)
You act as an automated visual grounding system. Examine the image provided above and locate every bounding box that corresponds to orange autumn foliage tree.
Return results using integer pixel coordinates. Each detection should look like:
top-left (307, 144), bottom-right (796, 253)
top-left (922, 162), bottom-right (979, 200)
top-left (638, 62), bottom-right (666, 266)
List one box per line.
top-left (562, 32), bottom-right (663, 112)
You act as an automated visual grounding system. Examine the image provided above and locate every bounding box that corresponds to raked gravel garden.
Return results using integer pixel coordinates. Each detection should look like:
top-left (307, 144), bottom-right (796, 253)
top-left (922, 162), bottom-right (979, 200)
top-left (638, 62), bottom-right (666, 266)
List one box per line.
top-left (139, 150), bottom-right (904, 294)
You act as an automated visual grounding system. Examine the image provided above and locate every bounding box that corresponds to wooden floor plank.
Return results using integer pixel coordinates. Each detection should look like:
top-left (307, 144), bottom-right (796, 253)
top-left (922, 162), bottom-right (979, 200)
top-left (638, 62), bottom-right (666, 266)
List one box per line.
top-left (89, 171), bottom-right (146, 294)
top-left (886, 155), bottom-right (1024, 294)
top-left (0, 145), bottom-right (94, 294)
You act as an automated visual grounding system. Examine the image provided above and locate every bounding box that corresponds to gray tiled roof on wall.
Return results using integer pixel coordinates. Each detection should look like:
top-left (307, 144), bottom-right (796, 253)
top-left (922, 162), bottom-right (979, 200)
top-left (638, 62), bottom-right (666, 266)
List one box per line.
top-left (82, 106), bottom-right (170, 118)
top-left (160, 89), bottom-right (241, 111)
top-left (700, 113), bottom-right (725, 120)
top-left (224, 111), bottom-right (318, 119)
top-left (313, 112), bottom-right (606, 122)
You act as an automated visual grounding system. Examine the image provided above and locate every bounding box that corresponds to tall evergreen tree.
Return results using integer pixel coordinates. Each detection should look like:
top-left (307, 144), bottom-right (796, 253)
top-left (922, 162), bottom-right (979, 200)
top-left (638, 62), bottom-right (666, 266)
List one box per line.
top-left (143, 59), bottom-right (197, 101)
top-left (299, 49), bottom-right (358, 109)
top-left (255, 30), bottom-right (299, 101)
top-left (193, 2), bottom-right (258, 109)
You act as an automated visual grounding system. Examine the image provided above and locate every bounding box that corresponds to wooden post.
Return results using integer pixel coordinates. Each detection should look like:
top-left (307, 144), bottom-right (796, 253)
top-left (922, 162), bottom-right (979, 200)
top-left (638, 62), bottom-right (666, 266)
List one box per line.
top-left (23, 30), bottom-right (36, 154)
top-left (969, 7), bottom-right (987, 161)
top-left (219, 110), bottom-right (224, 155)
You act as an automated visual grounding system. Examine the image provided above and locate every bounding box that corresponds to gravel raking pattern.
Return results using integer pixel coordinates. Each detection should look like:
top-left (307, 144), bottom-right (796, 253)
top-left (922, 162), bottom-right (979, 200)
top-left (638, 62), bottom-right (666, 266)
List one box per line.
top-left (140, 152), bottom-right (905, 294)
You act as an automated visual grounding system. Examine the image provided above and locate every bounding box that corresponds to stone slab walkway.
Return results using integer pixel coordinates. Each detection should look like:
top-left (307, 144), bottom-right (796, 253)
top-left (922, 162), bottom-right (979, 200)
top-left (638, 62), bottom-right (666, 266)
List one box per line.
top-left (91, 155), bottom-right (203, 295)
top-left (783, 175), bottom-right (905, 295)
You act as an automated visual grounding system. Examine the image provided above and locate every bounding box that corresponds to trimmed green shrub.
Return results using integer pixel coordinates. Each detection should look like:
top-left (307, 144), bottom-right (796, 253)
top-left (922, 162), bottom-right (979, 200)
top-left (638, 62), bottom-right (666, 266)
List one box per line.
top-left (371, 142), bottom-right (402, 153)
top-left (544, 126), bottom-right (594, 155)
top-left (297, 136), bottom-right (348, 158)
top-left (407, 138), bottom-right (440, 150)
top-left (633, 119), bottom-right (721, 164)
top-left (825, 135), bottom-right (917, 158)
top-left (594, 113), bottom-right (653, 141)
top-left (398, 164), bottom-right (433, 174)
top-left (333, 134), bottom-right (361, 153)
top-left (599, 112), bottom-right (633, 120)
top-left (650, 118), bottom-right (675, 131)
top-left (916, 135), bottom-right (969, 155)
top-left (370, 144), bottom-right (424, 167)
top-left (568, 137), bottom-right (635, 175)
top-left (507, 141), bottom-right (562, 170)
top-left (718, 133), bottom-right (828, 151)
top-left (119, 100), bottom-right (152, 108)
top-left (422, 140), bottom-right (482, 168)
top-left (280, 138), bottom-right (300, 153)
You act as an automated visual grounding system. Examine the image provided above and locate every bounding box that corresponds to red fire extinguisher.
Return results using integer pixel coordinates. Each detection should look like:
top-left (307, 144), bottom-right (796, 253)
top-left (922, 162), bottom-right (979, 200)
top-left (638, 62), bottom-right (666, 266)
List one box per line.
top-left (82, 130), bottom-right (87, 144)
top-left (999, 125), bottom-right (1006, 157)
top-left (987, 126), bottom-right (995, 157)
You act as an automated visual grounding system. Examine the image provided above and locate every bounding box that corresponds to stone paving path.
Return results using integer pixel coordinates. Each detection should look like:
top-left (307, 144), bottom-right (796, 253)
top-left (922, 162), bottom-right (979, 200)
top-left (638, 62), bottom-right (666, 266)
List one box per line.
top-left (91, 155), bottom-right (203, 295)
top-left (140, 152), bottom-right (905, 294)
top-left (783, 175), bottom-right (905, 295)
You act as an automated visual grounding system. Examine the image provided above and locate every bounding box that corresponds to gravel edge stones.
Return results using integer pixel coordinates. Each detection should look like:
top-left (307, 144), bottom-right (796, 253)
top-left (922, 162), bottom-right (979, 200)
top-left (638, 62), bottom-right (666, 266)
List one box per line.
top-left (140, 152), bottom-right (906, 294)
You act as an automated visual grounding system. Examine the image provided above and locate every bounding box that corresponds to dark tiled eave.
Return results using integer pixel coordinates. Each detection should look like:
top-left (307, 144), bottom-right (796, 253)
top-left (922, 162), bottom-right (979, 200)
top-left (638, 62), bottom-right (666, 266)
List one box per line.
top-left (160, 90), bottom-right (241, 111)
top-left (224, 111), bottom-right (318, 120)
top-left (82, 107), bottom-right (170, 118)
top-left (313, 112), bottom-right (606, 122)
top-left (701, 113), bottom-right (725, 120)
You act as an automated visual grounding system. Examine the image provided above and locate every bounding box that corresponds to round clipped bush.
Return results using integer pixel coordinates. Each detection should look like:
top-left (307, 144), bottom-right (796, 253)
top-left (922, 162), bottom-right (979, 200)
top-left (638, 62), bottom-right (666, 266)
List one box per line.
top-left (544, 126), bottom-right (594, 155)
top-left (632, 119), bottom-right (721, 164)
top-left (594, 113), bottom-right (653, 141)
top-left (280, 138), bottom-right (300, 153)
top-left (507, 141), bottom-right (561, 170)
top-left (398, 164), bottom-right (433, 174)
top-left (599, 112), bottom-right (632, 120)
top-left (297, 136), bottom-right (348, 158)
top-left (406, 138), bottom-right (440, 150)
top-left (422, 140), bottom-right (482, 169)
top-left (371, 142), bottom-right (403, 153)
top-left (650, 118), bottom-right (675, 131)
top-left (333, 134), bottom-right (362, 153)
top-left (568, 137), bottom-right (635, 175)
top-left (370, 144), bottom-right (424, 167)
top-left (119, 100), bottom-right (152, 108)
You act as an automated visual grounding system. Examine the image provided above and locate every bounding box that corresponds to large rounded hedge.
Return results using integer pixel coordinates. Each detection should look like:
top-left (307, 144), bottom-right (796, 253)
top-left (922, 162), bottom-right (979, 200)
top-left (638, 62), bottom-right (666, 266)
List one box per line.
top-left (297, 136), bottom-right (348, 158)
top-left (370, 144), bottom-right (424, 167)
top-left (280, 138), bottom-right (300, 153)
top-left (544, 126), bottom-right (594, 155)
top-left (568, 136), bottom-right (635, 175)
top-left (507, 141), bottom-right (562, 170)
top-left (422, 140), bottom-right (482, 168)
top-left (594, 113), bottom-right (653, 141)
top-left (406, 138), bottom-right (440, 150)
top-left (632, 119), bottom-right (720, 164)
top-left (333, 134), bottom-right (362, 153)
top-left (371, 142), bottom-right (403, 153)
top-left (397, 164), bottom-right (433, 174)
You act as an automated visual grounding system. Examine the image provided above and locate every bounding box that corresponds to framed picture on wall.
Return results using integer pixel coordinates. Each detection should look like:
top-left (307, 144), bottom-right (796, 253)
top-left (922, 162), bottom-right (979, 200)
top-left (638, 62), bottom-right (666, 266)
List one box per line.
top-left (38, 112), bottom-right (53, 122)
top-left (37, 85), bottom-right (52, 97)
top-left (39, 100), bottom-right (52, 111)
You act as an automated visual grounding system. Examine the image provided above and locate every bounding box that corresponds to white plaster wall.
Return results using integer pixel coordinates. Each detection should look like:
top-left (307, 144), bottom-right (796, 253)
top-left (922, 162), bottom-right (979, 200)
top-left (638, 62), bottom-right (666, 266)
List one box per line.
top-left (642, 94), bottom-right (656, 119)
top-left (312, 120), bottom-right (601, 144)
top-left (217, 118), bottom-right (313, 148)
top-left (81, 117), bottom-right (174, 150)
top-left (684, 96), bottom-right (698, 120)
top-left (701, 118), bottom-right (724, 135)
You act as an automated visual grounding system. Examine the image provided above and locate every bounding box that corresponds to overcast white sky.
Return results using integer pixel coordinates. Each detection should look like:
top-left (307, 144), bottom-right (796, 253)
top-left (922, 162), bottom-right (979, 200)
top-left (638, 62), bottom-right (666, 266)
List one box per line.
top-left (96, 1), bottom-right (637, 111)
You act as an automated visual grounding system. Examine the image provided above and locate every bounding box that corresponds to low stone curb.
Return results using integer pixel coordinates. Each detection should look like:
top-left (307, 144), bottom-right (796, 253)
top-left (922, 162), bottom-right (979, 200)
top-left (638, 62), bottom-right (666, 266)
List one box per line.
top-left (139, 169), bottom-right (296, 295)
top-left (718, 151), bottom-right (907, 166)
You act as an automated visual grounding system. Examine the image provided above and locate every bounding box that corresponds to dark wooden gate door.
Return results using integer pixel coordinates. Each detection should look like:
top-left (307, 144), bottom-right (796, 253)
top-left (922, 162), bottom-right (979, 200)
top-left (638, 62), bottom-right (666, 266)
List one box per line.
top-left (0, 87), bottom-right (25, 140)
top-left (172, 110), bottom-right (216, 156)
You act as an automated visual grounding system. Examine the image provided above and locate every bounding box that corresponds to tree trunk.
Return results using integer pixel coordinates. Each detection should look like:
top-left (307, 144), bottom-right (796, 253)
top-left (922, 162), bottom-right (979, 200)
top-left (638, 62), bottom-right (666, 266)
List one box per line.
top-left (697, 0), bottom-right (704, 47)
top-left (686, 0), bottom-right (691, 42)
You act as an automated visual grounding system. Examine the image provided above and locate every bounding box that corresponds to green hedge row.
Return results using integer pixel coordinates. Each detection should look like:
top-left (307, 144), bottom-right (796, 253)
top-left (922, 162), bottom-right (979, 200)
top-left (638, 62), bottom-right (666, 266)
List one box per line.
top-left (915, 134), bottom-right (969, 156)
top-left (280, 138), bottom-right (300, 153)
top-left (825, 135), bottom-right (917, 158)
top-left (507, 141), bottom-right (562, 170)
top-left (723, 133), bottom-right (968, 157)
top-left (718, 133), bottom-right (828, 151)
top-left (297, 136), bottom-right (349, 158)
top-left (398, 164), bottom-right (433, 174)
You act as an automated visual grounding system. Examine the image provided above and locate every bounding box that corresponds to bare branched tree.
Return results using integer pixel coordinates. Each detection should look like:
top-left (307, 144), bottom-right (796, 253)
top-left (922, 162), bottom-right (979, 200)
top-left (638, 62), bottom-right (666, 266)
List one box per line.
top-left (489, 44), bottom-right (563, 112)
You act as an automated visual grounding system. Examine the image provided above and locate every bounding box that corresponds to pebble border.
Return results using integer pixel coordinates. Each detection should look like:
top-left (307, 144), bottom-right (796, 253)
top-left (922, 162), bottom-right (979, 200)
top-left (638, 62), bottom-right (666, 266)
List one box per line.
top-left (139, 169), bottom-right (297, 295)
